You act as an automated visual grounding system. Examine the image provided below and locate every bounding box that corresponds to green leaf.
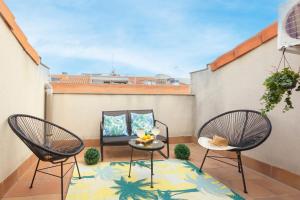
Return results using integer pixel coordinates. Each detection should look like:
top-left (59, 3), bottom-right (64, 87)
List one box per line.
top-left (84, 148), bottom-right (100, 165)
top-left (261, 67), bottom-right (300, 113)
top-left (174, 144), bottom-right (190, 160)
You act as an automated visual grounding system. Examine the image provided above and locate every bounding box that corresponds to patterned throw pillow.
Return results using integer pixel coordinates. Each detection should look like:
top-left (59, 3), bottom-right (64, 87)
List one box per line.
top-left (103, 114), bottom-right (128, 136)
top-left (131, 113), bottom-right (154, 135)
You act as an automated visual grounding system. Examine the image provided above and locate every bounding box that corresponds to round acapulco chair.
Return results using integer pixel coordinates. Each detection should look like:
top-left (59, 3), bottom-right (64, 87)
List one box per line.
top-left (8, 114), bottom-right (85, 200)
top-left (197, 110), bottom-right (272, 193)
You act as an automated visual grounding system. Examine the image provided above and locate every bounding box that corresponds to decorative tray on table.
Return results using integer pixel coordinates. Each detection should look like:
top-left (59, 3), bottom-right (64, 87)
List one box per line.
top-left (135, 134), bottom-right (154, 145)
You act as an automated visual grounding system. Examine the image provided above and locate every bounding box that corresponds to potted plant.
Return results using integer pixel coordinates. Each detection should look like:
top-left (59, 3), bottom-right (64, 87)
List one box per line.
top-left (174, 144), bottom-right (190, 160)
top-left (84, 148), bottom-right (100, 165)
top-left (261, 67), bottom-right (300, 114)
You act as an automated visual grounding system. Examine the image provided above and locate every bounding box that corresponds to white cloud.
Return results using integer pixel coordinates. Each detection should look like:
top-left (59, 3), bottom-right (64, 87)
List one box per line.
top-left (35, 25), bottom-right (241, 77)
top-left (7, 0), bottom-right (247, 77)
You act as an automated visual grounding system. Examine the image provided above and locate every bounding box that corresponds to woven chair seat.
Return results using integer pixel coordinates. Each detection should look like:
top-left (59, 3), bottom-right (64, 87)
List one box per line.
top-left (198, 110), bottom-right (272, 151)
top-left (8, 114), bottom-right (84, 162)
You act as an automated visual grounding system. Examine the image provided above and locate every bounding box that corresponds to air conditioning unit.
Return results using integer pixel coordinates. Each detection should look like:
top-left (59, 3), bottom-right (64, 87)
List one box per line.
top-left (278, 0), bottom-right (300, 54)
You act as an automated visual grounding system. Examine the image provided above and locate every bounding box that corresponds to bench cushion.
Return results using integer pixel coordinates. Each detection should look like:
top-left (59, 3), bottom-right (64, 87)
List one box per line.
top-left (103, 114), bottom-right (128, 136)
top-left (102, 135), bottom-right (167, 145)
top-left (103, 135), bottom-right (137, 145)
top-left (130, 113), bottom-right (154, 135)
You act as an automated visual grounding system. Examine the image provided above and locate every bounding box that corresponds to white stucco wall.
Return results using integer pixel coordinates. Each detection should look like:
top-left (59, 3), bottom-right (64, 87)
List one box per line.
top-left (50, 94), bottom-right (195, 140)
top-left (0, 18), bottom-right (48, 182)
top-left (191, 37), bottom-right (300, 175)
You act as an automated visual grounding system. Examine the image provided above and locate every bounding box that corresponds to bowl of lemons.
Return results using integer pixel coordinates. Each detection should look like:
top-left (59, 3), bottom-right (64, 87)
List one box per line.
top-left (136, 131), bottom-right (154, 144)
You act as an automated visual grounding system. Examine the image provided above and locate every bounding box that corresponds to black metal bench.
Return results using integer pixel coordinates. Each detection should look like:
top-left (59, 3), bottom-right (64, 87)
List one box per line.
top-left (100, 109), bottom-right (169, 161)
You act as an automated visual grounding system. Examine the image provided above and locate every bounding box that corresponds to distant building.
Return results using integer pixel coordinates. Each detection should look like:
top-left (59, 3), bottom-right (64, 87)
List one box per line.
top-left (50, 74), bottom-right (90, 84)
top-left (50, 72), bottom-right (190, 95)
top-left (50, 72), bottom-right (188, 86)
top-left (91, 75), bottom-right (129, 84)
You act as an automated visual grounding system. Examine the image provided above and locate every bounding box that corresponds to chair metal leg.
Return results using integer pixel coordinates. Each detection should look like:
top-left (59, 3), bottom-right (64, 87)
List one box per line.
top-left (199, 149), bottom-right (209, 172)
top-left (74, 156), bottom-right (81, 179)
top-left (237, 151), bottom-right (247, 193)
top-left (150, 151), bottom-right (153, 188)
top-left (100, 144), bottom-right (104, 162)
top-left (166, 141), bottom-right (170, 158)
top-left (157, 140), bottom-right (169, 159)
top-left (237, 156), bottom-right (242, 173)
top-left (61, 162), bottom-right (64, 200)
top-left (30, 159), bottom-right (40, 188)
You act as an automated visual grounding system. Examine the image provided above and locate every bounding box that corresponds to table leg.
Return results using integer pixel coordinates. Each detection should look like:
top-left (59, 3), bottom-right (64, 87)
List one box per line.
top-left (151, 153), bottom-right (154, 175)
top-left (128, 147), bottom-right (133, 178)
top-left (151, 151), bottom-right (153, 188)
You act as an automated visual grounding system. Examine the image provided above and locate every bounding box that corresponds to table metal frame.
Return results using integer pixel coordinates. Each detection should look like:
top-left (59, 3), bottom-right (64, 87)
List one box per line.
top-left (128, 142), bottom-right (164, 188)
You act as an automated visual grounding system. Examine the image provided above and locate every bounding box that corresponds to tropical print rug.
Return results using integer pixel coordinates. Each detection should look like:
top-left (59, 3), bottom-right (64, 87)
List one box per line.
top-left (66, 159), bottom-right (244, 200)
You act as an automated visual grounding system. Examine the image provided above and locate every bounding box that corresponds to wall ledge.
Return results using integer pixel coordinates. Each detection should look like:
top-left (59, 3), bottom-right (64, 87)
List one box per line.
top-left (52, 92), bottom-right (195, 96)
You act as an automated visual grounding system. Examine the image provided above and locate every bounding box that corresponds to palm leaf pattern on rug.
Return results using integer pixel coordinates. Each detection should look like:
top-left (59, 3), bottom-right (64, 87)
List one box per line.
top-left (110, 160), bottom-right (158, 169)
top-left (70, 175), bottom-right (95, 185)
top-left (182, 160), bottom-right (203, 174)
top-left (185, 174), bottom-right (232, 197)
top-left (227, 192), bottom-right (245, 200)
top-left (112, 177), bottom-right (199, 200)
top-left (111, 177), bottom-right (157, 200)
top-left (94, 165), bottom-right (122, 180)
top-left (67, 159), bottom-right (244, 200)
top-left (110, 161), bottom-right (129, 167)
top-left (134, 160), bottom-right (151, 168)
top-left (156, 189), bottom-right (198, 200)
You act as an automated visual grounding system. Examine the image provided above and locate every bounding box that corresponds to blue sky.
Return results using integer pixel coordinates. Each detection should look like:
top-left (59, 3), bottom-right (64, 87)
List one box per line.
top-left (6, 0), bottom-right (282, 77)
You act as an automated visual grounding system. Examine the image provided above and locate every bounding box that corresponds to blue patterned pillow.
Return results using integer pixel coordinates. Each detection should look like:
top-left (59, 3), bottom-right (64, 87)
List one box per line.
top-left (103, 114), bottom-right (128, 136)
top-left (131, 113), bottom-right (154, 135)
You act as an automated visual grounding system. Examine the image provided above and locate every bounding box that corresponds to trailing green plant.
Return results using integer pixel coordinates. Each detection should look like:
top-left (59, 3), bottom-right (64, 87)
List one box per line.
top-left (84, 148), bottom-right (100, 165)
top-left (174, 144), bottom-right (190, 160)
top-left (261, 67), bottom-right (300, 114)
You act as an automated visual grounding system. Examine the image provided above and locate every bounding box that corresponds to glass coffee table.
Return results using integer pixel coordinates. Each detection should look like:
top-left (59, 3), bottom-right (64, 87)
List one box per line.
top-left (128, 139), bottom-right (165, 188)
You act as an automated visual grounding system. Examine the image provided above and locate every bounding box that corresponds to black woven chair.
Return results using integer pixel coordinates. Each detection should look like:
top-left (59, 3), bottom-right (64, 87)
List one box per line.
top-left (8, 114), bottom-right (84, 200)
top-left (198, 110), bottom-right (272, 193)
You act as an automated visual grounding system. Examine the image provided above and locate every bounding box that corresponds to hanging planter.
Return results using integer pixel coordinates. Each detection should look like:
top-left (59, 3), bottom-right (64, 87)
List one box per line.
top-left (261, 49), bottom-right (300, 114)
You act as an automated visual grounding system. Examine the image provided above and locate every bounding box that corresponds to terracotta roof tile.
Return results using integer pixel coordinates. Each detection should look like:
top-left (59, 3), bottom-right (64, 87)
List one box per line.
top-left (128, 77), bottom-right (156, 84)
top-left (0, 0), bottom-right (40, 64)
top-left (51, 75), bottom-right (91, 84)
top-left (210, 50), bottom-right (235, 71)
top-left (235, 35), bottom-right (262, 58)
top-left (261, 22), bottom-right (278, 42)
top-left (210, 22), bottom-right (278, 71)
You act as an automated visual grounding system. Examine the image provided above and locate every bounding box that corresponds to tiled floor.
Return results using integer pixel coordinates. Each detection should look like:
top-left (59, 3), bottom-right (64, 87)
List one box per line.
top-left (2, 143), bottom-right (300, 200)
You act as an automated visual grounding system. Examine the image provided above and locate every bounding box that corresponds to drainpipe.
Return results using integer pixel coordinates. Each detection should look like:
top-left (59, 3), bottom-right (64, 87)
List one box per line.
top-left (44, 83), bottom-right (53, 122)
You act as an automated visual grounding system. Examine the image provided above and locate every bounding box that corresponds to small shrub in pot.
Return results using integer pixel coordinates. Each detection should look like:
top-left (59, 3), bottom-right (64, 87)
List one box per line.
top-left (84, 148), bottom-right (100, 165)
top-left (174, 144), bottom-right (190, 160)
